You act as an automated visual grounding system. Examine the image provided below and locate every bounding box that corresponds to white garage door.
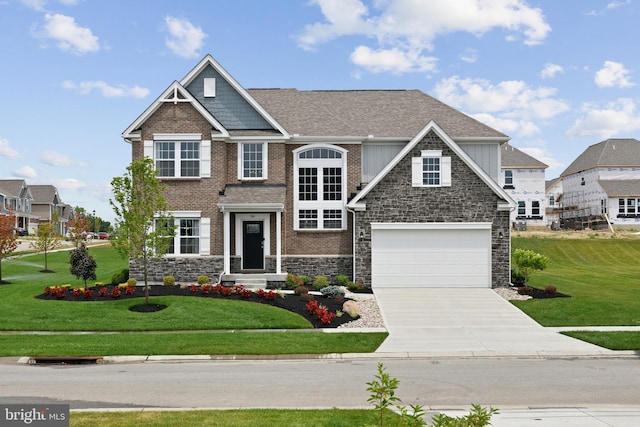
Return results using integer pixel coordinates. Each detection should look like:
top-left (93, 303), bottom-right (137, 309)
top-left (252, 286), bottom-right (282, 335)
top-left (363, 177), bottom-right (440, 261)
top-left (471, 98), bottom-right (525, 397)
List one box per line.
top-left (371, 223), bottom-right (491, 288)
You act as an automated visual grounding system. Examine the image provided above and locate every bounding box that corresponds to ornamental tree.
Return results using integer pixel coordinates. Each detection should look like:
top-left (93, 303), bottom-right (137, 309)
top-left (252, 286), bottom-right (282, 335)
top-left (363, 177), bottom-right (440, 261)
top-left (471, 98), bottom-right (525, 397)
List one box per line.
top-left (30, 221), bottom-right (63, 272)
top-left (512, 248), bottom-right (549, 287)
top-left (66, 211), bottom-right (90, 247)
top-left (0, 213), bottom-right (19, 284)
top-left (69, 245), bottom-right (97, 287)
top-left (109, 157), bottom-right (175, 305)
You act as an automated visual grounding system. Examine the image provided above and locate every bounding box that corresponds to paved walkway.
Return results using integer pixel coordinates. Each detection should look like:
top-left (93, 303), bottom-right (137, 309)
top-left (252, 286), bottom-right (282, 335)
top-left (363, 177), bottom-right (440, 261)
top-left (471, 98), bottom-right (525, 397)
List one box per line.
top-left (373, 288), bottom-right (615, 356)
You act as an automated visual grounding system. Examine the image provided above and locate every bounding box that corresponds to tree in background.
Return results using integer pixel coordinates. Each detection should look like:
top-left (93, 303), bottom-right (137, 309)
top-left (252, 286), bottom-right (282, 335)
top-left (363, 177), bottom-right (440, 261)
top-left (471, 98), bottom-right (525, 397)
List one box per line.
top-left (0, 213), bottom-right (19, 284)
top-left (69, 245), bottom-right (97, 287)
top-left (110, 157), bottom-right (175, 305)
top-left (73, 206), bottom-right (112, 234)
top-left (512, 248), bottom-right (549, 287)
top-left (66, 211), bottom-right (90, 247)
top-left (30, 221), bottom-right (63, 272)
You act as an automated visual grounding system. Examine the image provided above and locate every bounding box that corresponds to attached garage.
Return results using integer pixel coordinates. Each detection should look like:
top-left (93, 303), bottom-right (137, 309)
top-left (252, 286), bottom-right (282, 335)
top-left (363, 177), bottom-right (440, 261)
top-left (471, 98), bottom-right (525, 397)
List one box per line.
top-left (371, 222), bottom-right (492, 288)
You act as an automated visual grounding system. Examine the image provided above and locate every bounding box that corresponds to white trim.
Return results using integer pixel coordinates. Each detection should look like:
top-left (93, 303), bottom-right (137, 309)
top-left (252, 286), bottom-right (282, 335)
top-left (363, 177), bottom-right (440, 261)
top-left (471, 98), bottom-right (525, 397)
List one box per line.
top-left (199, 217), bottom-right (210, 255)
top-left (201, 140), bottom-right (211, 178)
top-left (223, 211), bottom-right (231, 274)
top-left (238, 142), bottom-right (268, 181)
top-left (153, 133), bottom-right (202, 141)
top-left (203, 77), bottom-right (216, 97)
top-left (236, 213), bottom-right (270, 270)
top-left (347, 121), bottom-right (516, 210)
top-left (169, 210), bottom-right (201, 218)
top-left (371, 222), bottom-right (492, 230)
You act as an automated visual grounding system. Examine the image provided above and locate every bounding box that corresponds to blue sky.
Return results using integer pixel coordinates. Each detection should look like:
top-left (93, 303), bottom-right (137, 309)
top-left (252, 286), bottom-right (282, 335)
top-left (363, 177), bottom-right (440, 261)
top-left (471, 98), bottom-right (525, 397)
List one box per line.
top-left (1, 0), bottom-right (639, 222)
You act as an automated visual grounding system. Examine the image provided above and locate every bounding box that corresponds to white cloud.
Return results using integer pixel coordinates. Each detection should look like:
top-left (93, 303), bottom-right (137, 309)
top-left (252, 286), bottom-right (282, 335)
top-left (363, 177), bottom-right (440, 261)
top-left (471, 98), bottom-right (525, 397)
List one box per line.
top-left (0, 138), bottom-right (20, 159)
top-left (594, 61), bottom-right (634, 88)
top-left (13, 166), bottom-right (37, 179)
top-left (540, 63), bottom-right (563, 79)
top-left (298, 0), bottom-right (551, 74)
top-left (518, 144), bottom-right (565, 172)
top-left (164, 16), bottom-right (207, 59)
top-left (41, 151), bottom-right (86, 167)
top-left (433, 76), bottom-right (570, 137)
top-left (350, 46), bottom-right (437, 74)
top-left (52, 178), bottom-right (87, 191)
top-left (62, 80), bottom-right (149, 98)
top-left (20, 0), bottom-right (46, 11)
top-left (567, 98), bottom-right (640, 138)
top-left (37, 13), bottom-right (100, 55)
top-left (459, 48), bottom-right (478, 64)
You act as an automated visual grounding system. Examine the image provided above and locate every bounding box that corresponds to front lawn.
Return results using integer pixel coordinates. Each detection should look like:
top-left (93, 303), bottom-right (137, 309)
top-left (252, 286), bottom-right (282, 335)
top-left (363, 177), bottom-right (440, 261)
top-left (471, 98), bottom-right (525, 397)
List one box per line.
top-left (0, 246), bottom-right (386, 356)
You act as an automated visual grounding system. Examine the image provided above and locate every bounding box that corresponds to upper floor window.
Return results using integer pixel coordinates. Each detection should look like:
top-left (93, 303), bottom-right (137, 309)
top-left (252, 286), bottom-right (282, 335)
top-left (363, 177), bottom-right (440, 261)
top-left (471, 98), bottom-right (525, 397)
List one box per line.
top-left (239, 142), bottom-right (266, 180)
top-left (145, 135), bottom-right (211, 179)
top-left (504, 170), bottom-right (514, 188)
top-left (294, 145), bottom-right (347, 230)
top-left (412, 150), bottom-right (451, 187)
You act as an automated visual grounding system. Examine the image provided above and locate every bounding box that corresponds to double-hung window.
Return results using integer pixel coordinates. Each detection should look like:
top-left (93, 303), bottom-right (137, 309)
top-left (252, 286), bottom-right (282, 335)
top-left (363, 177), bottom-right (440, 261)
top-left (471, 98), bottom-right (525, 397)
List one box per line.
top-left (155, 141), bottom-right (200, 177)
top-left (294, 145), bottom-right (346, 230)
top-left (412, 150), bottom-right (451, 187)
top-left (517, 201), bottom-right (526, 216)
top-left (155, 217), bottom-right (201, 255)
top-left (504, 170), bottom-right (514, 188)
top-left (145, 134), bottom-right (210, 179)
top-left (239, 142), bottom-right (266, 180)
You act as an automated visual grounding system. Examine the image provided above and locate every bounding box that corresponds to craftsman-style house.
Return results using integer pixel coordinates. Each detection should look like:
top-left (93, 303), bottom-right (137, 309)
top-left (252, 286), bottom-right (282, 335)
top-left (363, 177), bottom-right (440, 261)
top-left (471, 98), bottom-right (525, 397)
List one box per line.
top-left (122, 55), bottom-right (515, 289)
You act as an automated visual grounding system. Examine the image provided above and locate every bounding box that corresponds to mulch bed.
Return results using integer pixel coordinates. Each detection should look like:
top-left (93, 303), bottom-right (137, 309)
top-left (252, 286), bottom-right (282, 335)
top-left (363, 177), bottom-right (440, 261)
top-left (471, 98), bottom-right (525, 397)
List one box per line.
top-left (35, 284), bottom-right (358, 329)
top-left (518, 286), bottom-right (571, 299)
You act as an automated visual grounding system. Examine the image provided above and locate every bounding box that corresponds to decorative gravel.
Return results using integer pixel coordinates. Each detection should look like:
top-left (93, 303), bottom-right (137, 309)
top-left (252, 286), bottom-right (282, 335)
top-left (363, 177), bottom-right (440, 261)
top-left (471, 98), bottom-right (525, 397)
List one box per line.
top-left (494, 286), bottom-right (532, 301)
top-left (337, 292), bottom-right (386, 329)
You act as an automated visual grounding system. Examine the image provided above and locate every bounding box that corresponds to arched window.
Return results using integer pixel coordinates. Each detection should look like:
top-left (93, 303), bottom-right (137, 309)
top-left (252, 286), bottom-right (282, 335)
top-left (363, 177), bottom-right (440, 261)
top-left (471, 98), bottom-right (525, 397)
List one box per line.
top-left (293, 145), bottom-right (347, 230)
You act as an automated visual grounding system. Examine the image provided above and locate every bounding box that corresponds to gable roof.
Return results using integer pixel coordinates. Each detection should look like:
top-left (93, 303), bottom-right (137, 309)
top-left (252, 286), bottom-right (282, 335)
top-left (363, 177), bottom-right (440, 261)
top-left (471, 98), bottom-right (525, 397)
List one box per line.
top-left (248, 88), bottom-right (508, 141)
top-left (501, 143), bottom-right (548, 169)
top-left (0, 179), bottom-right (31, 198)
top-left (30, 185), bottom-right (60, 204)
top-left (347, 121), bottom-right (515, 211)
top-left (561, 138), bottom-right (640, 176)
top-left (599, 180), bottom-right (640, 197)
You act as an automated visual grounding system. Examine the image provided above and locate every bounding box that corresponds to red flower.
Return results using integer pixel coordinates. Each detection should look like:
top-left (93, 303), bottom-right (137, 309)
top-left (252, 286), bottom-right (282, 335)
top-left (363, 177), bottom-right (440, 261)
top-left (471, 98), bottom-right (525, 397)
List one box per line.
top-left (111, 287), bottom-right (121, 298)
top-left (84, 288), bottom-right (93, 299)
top-left (125, 286), bottom-right (136, 295)
top-left (98, 287), bottom-right (108, 297)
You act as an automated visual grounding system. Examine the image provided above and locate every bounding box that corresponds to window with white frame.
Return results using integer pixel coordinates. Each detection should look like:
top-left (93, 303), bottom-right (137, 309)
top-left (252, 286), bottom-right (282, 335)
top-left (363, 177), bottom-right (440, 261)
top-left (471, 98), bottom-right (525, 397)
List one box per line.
top-left (239, 142), bottom-right (266, 180)
top-left (517, 200), bottom-right (526, 216)
top-left (155, 217), bottom-right (200, 255)
top-left (294, 145), bottom-right (346, 230)
top-left (532, 200), bottom-right (540, 216)
top-left (412, 150), bottom-right (451, 187)
top-left (619, 198), bottom-right (638, 216)
top-left (155, 141), bottom-right (200, 177)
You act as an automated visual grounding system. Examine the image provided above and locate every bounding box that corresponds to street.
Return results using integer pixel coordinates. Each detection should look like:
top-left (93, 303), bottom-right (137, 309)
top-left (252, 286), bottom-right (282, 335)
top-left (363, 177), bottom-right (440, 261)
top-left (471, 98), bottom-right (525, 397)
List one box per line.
top-left (1, 357), bottom-right (638, 410)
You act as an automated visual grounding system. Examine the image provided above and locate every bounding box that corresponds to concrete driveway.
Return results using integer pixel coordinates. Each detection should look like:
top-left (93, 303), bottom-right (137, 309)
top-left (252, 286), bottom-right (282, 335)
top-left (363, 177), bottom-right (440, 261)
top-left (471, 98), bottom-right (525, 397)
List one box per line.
top-left (373, 288), bottom-right (612, 356)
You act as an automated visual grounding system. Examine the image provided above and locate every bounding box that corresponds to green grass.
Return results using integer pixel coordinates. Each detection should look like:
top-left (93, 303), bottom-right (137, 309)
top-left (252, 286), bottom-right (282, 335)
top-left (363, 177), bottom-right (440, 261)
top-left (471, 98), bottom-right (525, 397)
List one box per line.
top-left (0, 246), bottom-right (386, 356)
top-left (70, 409), bottom-right (406, 427)
top-left (511, 237), bottom-right (640, 327)
top-left (562, 331), bottom-right (640, 351)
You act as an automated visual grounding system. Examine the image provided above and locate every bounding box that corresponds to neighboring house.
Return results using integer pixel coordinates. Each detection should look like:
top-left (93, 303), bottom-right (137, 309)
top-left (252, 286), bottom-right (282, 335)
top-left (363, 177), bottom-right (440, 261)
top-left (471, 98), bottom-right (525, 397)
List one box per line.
top-left (545, 177), bottom-right (563, 229)
top-left (0, 179), bottom-right (34, 232)
top-left (554, 138), bottom-right (640, 229)
top-left (499, 143), bottom-right (548, 228)
top-left (30, 185), bottom-right (68, 235)
top-left (122, 54), bottom-right (515, 289)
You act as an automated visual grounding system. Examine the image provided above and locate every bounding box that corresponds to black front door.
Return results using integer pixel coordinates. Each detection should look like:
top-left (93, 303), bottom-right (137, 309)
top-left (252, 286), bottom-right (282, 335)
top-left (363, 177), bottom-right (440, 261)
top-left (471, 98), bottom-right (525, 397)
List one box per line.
top-left (243, 221), bottom-right (264, 269)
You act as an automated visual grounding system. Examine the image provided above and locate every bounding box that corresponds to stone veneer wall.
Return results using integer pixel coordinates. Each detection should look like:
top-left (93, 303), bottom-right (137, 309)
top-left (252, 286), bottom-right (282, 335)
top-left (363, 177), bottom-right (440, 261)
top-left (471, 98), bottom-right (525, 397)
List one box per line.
top-left (354, 130), bottom-right (511, 289)
top-left (281, 256), bottom-right (353, 284)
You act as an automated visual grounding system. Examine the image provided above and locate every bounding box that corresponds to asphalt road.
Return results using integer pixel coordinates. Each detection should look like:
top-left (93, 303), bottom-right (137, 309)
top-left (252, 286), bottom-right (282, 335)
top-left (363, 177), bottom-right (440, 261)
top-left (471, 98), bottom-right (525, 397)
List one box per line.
top-left (1, 357), bottom-right (639, 410)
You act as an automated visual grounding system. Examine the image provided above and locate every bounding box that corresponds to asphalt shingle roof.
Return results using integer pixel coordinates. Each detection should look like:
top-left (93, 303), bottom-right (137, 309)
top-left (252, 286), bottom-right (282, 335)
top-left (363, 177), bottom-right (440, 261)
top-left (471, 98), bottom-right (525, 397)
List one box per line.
top-left (501, 143), bottom-right (548, 168)
top-left (598, 180), bottom-right (640, 197)
top-left (218, 184), bottom-right (286, 206)
top-left (561, 138), bottom-right (640, 176)
top-left (247, 89), bottom-right (508, 140)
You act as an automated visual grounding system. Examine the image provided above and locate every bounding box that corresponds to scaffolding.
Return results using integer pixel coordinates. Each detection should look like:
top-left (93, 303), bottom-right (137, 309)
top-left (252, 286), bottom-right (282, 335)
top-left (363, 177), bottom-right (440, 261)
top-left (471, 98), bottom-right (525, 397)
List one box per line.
top-left (546, 191), bottom-right (609, 231)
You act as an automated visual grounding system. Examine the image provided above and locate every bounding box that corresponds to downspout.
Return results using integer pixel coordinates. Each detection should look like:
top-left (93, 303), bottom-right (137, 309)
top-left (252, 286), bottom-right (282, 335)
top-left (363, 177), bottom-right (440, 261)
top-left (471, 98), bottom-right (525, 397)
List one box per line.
top-left (346, 205), bottom-right (357, 283)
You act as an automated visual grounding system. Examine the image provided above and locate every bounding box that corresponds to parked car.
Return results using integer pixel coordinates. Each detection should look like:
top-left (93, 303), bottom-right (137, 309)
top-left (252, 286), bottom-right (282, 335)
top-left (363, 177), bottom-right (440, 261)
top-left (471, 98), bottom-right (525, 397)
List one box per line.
top-left (98, 232), bottom-right (109, 240)
top-left (14, 227), bottom-right (27, 236)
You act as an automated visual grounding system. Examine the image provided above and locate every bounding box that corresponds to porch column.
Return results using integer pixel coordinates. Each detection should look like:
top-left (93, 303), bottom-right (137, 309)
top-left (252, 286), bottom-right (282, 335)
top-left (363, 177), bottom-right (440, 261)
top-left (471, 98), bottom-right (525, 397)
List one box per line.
top-left (223, 210), bottom-right (230, 274)
top-left (276, 210), bottom-right (282, 274)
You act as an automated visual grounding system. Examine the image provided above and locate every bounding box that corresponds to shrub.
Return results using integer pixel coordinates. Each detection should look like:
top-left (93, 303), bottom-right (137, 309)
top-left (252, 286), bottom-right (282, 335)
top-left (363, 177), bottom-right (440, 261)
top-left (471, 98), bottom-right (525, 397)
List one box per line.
top-left (298, 275), bottom-right (311, 285)
top-left (512, 248), bottom-right (549, 286)
top-left (111, 287), bottom-right (121, 298)
top-left (127, 278), bottom-right (137, 286)
top-left (111, 268), bottom-right (129, 286)
top-left (335, 274), bottom-right (350, 287)
top-left (163, 275), bottom-right (175, 287)
top-left (294, 285), bottom-right (309, 296)
top-left (285, 273), bottom-right (304, 289)
top-left (511, 269), bottom-right (526, 287)
top-left (347, 281), bottom-right (365, 292)
top-left (320, 285), bottom-right (345, 298)
top-left (544, 285), bottom-right (557, 295)
top-left (299, 292), bottom-right (315, 302)
top-left (197, 275), bottom-right (209, 285)
top-left (517, 286), bottom-right (533, 295)
top-left (312, 275), bottom-right (329, 290)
